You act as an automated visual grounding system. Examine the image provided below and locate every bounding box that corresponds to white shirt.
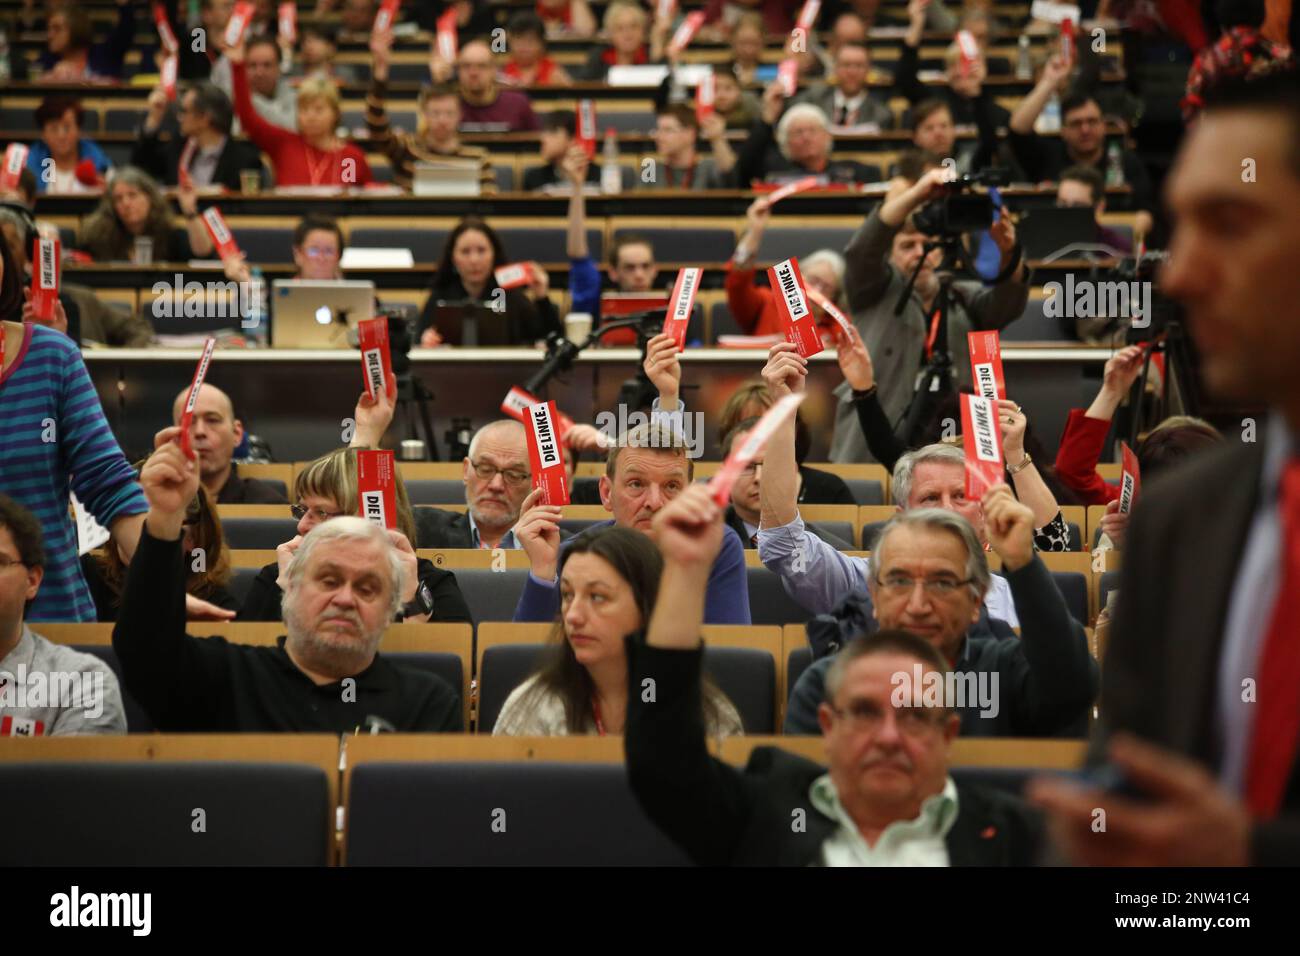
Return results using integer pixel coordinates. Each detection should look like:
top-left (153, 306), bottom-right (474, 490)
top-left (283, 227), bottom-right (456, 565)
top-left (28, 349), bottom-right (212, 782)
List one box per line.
top-left (810, 773), bottom-right (958, 866)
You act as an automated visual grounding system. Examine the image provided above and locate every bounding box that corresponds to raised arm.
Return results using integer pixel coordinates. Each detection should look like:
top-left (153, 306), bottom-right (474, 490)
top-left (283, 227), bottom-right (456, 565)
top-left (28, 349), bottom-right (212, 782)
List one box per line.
top-left (1009, 55), bottom-right (1071, 135)
top-left (998, 399), bottom-right (1061, 532)
top-left (227, 40), bottom-right (295, 154)
top-left (845, 167), bottom-right (948, 313)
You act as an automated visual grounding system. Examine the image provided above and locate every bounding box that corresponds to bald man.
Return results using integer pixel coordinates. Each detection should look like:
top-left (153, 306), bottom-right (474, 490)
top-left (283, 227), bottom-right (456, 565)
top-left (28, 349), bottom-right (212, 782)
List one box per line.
top-left (171, 384), bottom-right (288, 504)
top-left (414, 419), bottom-right (562, 550)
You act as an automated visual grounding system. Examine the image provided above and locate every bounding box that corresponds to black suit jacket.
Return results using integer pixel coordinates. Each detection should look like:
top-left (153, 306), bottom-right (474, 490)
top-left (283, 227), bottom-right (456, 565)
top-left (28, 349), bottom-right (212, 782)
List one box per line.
top-left (414, 506), bottom-right (573, 549)
top-left (1103, 436), bottom-right (1300, 864)
top-left (626, 639), bottom-right (1042, 865)
top-left (130, 130), bottom-right (265, 191)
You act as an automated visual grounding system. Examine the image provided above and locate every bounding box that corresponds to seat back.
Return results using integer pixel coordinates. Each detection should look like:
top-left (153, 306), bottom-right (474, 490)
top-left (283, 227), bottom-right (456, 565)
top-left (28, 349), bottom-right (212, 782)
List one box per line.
top-left (221, 517), bottom-right (300, 549)
top-left (453, 569), bottom-right (531, 623)
top-left (745, 567), bottom-right (810, 625)
top-left (70, 645), bottom-right (154, 733)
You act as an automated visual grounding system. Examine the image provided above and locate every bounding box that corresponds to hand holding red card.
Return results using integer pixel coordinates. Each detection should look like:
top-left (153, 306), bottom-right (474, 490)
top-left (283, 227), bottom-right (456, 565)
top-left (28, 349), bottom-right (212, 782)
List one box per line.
top-left (501, 386), bottom-right (574, 440)
top-left (224, 1), bottom-right (255, 47)
top-left (664, 267), bottom-right (700, 349)
top-left (967, 331), bottom-right (1006, 401)
top-left (358, 316), bottom-right (395, 400)
top-left (374, 0), bottom-right (401, 32)
top-left (153, 3), bottom-right (179, 53)
top-left (494, 263), bottom-right (533, 290)
top-left (766, 175), bottom-right (820, 205)
top-left (1, 144), bottom-right (28, 192)
top-left (278, 2), bottom-right (297, 43)
top-left (667, 11), bottom-right (706, 56)
top-left (807, 285), bottom-right (854, 341)
top-left (767, 257), bottom-right (823, 357)
top-left (29, 237), bottom-right (60, 322)
top-left (1118, 442), bottom-right (1141, 515)
top-left (179, 338), bottom-right (218, 460)
top-left (524, 401), bottom-right (570, 505)
top-left (777, 59), bottom-right (799, 97)
top-left (200, 207), bottom-right (241, 260)
top-left (357, 449), bottom-right (398, 529)
top-left (435, 7), bottom-right (458, 61)
top-left (708, 392), bottom-right (805, 506)
top-left (576, 100), bottom-right (598, 158)
top-left (695, 72), bottom-right (715, 124)
top-left (961, 393), bottom-right (1004, 500)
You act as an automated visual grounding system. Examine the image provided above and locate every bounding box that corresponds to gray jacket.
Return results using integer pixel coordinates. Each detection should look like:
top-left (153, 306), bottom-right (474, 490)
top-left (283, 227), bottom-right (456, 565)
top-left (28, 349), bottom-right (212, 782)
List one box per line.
top-left (796, 84), bottom-right (894, 130)
top-left (0, 627), bottom-right (125, 735)
top-left (829, 209), bottom-right (1030, 462)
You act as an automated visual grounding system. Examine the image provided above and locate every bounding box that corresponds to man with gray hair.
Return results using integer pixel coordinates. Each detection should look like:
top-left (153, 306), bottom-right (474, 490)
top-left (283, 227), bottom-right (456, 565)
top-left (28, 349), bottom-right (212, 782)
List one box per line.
top-left (513, 420), bottom-right (750, 624)
top-left (783, 496), bottom-right (1096, 736)
top-left (113, 425), bottom-right (461, 731)
top-left (133, 81), bottom-right (265, 190)
top-left (734, 90), bottom-right (882, 187)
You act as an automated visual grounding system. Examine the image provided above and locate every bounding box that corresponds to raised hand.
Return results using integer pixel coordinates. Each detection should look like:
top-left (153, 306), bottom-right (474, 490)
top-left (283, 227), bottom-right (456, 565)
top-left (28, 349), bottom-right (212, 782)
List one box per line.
top-left (1102, 344), bottom-right (1146, 396)
top-left (141, 425), bottom-right (201, 537)
top-left (515, 487), bottom-right (563, 581)
top-left (761, 341), bottom-right (807, 397)
top-left (642, 332), bottom-right (682, 404)
top-left (981, 483), bottom-right (1034, 571)
top-left (835, 322), bottom-right (874, 391)
top-left (651, 483), bottom-right (723, 570)
top-left (997, 398), bottom-right (1027, 464)
top-left (386, 529), bottom-right (420, 604)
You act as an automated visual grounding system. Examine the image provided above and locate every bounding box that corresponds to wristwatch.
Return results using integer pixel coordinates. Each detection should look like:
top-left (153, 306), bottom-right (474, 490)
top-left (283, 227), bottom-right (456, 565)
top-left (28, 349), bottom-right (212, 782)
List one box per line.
top-left (400, 580), bottom-right (435, 621)
top-left (1007, 452), bottom-right (1034, 475)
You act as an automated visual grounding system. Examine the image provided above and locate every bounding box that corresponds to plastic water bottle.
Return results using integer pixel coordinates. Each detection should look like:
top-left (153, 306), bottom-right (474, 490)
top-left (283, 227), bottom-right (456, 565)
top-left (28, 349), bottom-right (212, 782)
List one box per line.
top-left (1038, 92), bottom-right (1061, 134)
top-left (244, 265), bottom-right (267, 342)
top-left (1105, 141), bottom-right (1126, 188)
top-left (600, 128), bottom-right (621, 195)
top-left (0, 28), bottom-right (11, 85)
top-left (1015, 35), bottom-right (1032, 81)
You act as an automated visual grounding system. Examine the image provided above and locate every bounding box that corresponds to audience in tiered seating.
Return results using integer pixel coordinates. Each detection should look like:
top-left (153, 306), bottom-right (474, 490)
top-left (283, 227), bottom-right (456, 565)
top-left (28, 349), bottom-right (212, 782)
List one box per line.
top-left (501, 11), bottom-right (574, 87)
top-left (523, 112), bottom-right (600, 191)
top-left (27, 96), bottom-right (112, 196)
top-left (77, 167), bottom-right (216, 262)
top-left (625, 484), bottom-right (1043, 865)
top-left (798, 42), bottom-right (894, 131)
top-left (171, 384), bottom-right (289, 505)
top-left (645, 104), bottom-right (735, 189)
top-left (736, 90), bottom-right (882, 187)
top-left (495, 524), bottom-right (742, 736)
top-left (0, 493), bottom-right (126, 734)
top-left (38, 0), bottom-right (135, 82)
top-left (535, 0), bottom-right (597, 39)
top-left (214, 35), bottom-right (299, 132)
top-left (133, 82), bottom-right (266, 191)
top-left (581, 0), bottom-right (665, 81)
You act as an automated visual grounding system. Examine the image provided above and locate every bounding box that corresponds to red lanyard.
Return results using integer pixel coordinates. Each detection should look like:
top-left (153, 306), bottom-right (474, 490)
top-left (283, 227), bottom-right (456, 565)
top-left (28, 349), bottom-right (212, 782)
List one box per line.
top-left (669, 165), bottom-right (694, 189)
top-left (591, 698), bottom-right (606, 736)
top-left (923, 307), bottom-right (942, 359)
top-left (303, 142), bottom-right (336, 186)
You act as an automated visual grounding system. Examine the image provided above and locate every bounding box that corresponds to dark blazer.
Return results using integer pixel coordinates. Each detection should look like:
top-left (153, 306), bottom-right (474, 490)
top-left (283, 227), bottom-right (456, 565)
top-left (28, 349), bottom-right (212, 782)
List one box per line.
top-left (796, 85), bottom-right (894, 129)
top-left (625, 639), bottom-right (1043, 865)
top-left (1103, 437), bottom-right (1300, 864)
top-left (131, 131), bottom-right (266, 191)
top-left (414, 506), bottom-right (575, 549)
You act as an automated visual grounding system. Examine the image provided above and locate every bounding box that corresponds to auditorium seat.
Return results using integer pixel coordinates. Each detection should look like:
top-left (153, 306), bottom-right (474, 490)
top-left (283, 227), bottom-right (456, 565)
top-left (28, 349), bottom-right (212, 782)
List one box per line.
top-left (1000, 296), bottom-right (1075, 342)
top-left (0, 763), bottom-right (331, 865)
top-left (478, 643), bottom-right (777, 733)
top-left (745, 567), bottom-right (809, 626)
top-left (228, 566), bottom-right (263, 608)
top-left (71, 645), bottom-right (155, 733)
top-left (756, 226), bottom-right (858, 262)
top-left (453, 569), bottom-right (531, 622)
top-left (493, 165), bottom-right (515, 192)
top-left (405, 479), bottom-right (469, 505)
top-left (841, 479), bottom-right (885, 506)
top-left (558, 517), bottom-right (607, 537)
top-left (611, 227), bottom-right (734, 265)
top-left (497, 226), bottom-right (603, 263)
top-left (105, 108), bottom-right (144, 132)
top-left (228, 226), bottom-right (295, 264)
top-left (345, 761), bottom-right (690, 865)
top-left (384, 652), bottom-right (465, 726)
top-left (787, 646), bottom-right (812, 702)
top-left (710, 300), bottom-right (743, 340)
top-left (349, 226), bottom-right (450, 264)
top-left (222, 517), bottom-right (300, 550)
top-left (812, 520), bottom-right (856, 549)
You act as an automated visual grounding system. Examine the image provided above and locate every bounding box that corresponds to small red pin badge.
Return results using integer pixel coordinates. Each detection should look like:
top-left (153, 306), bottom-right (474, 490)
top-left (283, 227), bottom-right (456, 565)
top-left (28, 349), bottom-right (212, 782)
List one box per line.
top-left (980, 826), bottom-right (997, 839)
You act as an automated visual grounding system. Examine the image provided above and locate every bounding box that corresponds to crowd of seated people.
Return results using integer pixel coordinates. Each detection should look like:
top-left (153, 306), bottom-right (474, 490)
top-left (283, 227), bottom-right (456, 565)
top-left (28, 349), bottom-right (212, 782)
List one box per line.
top-left (0, 0), bottom-right (1297, 871)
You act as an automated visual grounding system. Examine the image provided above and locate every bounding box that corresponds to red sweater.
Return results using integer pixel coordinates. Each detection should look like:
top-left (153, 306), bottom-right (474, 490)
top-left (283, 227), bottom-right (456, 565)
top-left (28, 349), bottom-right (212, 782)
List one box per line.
top-left (724, 263), bottom-right (835, 339)
top-left (1054, 408), bottom-right (1121, 505)
top-left (232, 62), bottom-right (374, 187)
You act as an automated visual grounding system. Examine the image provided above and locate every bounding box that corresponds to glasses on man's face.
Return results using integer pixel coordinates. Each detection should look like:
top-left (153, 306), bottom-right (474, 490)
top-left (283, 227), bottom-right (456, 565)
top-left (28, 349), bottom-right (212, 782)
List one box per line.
top-left (874, 573), bottom-right (973, 598)
top-left (291, 504), bottom-right (344, 522)
top-left (303, 245), bottom-right (338, 259)
top-left (471, 460), bottom-right (530, 487)
top-left (1064, 117), bottom-right (1103, 129)
top-left (829, 700), bottom-right (944, 736)
top-left (0, 554), bottom-right (26, 572)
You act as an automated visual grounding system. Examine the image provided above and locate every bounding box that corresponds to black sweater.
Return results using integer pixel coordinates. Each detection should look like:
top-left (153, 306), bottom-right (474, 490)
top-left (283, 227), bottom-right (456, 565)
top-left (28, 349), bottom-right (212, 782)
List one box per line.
top-left (112, 527), bottom-right (462, 732)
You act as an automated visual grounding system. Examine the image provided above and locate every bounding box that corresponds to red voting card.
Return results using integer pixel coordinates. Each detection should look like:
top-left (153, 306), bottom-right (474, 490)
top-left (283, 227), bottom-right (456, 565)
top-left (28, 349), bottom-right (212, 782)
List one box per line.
top-left (161, 54), bottom-right (178, 102)
top-left (358, 316), bottom-right (395, 400)
top-left (961, 393), bottom-right (1004, 500)
top-left (224, 1), bottom-right (255, 47)
top-left (153, 3), bottom-right (179, 53)
top-left (501, 386), bottom-right (574, 439)
top-left (1060, 18), bottom-right (1076, 67)
top-left (807, 286), bottom-right (853, 341)
top-left (435, 7), bottom-right (458, 60)
top-left (278, 2), bottom-right (297, 43)
top-left (667, 11), bottom-right (706, 56)
top-left (524, 401), bottom-right (570, 505)
top-left (767, 257), bottom-right (823, 358)
top-left (30, 237), bottom-right (60, 322)
top-left (357, 449), bottom-right (398, 530)
top-left (967, 331), bottom-right (1006, 401)
top-left (765, 175), bottom-right (820, 206)
top-left (664, 267), bottom-right (700, 350)
top-left (200, 207), bottom-right (241, 259)
top-left (576, 99), bottom-right (598, 158)
top-left (374, 0), bottom-right (402, 33)
top-left (1118, 442), bottom-right (1141, 515)
top-left (795, 0), bottom-right (821, 31)
top-left (179, 337), bottom-right (218, 460)
top-left (777, 58), bottom-right (799, 97)
top-left (695, 72), bottom-right (715, 124)
top-left (1, 144), bottom-right (28, 192)
top-left (708, 392), bottom-right (805, 506)
top-left (494, 263), bottom-right (533, 290)
top-left (956, 29), bottom-right (978, 75)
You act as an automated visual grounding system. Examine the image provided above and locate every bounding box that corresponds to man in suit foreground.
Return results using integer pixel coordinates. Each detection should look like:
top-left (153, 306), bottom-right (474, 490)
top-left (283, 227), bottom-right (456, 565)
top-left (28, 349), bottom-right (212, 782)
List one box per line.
top-left (626, 485), bottom-right (1041, 865)
top-left (1029, 70), bottom-right (1300, 865)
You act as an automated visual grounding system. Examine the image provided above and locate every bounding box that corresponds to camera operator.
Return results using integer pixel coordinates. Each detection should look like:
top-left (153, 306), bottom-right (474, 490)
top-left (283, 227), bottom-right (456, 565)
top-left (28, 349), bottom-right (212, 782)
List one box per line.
top-left (829, 168), bottom-right (1029, 463)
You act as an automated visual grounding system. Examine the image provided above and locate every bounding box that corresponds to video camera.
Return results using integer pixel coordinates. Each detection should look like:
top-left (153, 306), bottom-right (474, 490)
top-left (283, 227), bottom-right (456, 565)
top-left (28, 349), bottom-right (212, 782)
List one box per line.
top-left (912, 167), bottom-right (1012, 237)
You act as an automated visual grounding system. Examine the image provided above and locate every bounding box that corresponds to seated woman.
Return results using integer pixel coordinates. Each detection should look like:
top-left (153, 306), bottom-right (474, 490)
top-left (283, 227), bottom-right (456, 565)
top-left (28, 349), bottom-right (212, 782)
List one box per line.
top-left (82, 480), bottom-right (237, 621)
top-left (501, 11), bottom-right (574, 86)
top-left (26, 96), bottom-right (112, 195)
top-left (418, 217), bottom-right (561, 347)
top-left (494, 526), bottom-right (742, 736)
top-left (237, 447), bottom-right (473, 624)
top-left (38, 2), bottom-right (134, 82)
top-left (77, 166), bottom-right (216, 262)
top-left (581, 1), bottom-right (667, 80)
top-left (226, 37), bottom-right (374, 187)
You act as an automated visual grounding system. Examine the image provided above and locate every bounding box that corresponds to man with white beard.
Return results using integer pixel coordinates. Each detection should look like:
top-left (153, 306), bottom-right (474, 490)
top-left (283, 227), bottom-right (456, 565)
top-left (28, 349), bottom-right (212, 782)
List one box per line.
top-left (112, 425), bottom-right (461, 731)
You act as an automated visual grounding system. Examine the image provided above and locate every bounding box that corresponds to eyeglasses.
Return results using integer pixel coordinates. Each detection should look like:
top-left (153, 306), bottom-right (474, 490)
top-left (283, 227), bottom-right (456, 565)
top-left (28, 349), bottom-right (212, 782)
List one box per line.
top-left (1064, 117), bottom-right (1103, 129)
top-left (302, 245), bottom-right (338, 259)
top-left (874, 574), bottom-right (973, 597)
top-left (828, 701), bottom-right (945, 736)
top-left (291, 504), bottom-right (344, 522)
top-left (0, 555), bottom-right (27, 572)
top-left (471, 460), bottom-right (530, 487)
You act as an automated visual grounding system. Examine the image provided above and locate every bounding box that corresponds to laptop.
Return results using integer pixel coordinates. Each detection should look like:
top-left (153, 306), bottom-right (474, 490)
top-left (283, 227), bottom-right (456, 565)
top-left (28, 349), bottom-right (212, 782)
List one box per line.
top-left (412, 159), bottom-right (481, 197)
top-left (1017, 206), bottom-right (1100, 260)
top-left (270, 279), bottom-right (376, 348)
top-left (429, 302), bottom-right (516, 346)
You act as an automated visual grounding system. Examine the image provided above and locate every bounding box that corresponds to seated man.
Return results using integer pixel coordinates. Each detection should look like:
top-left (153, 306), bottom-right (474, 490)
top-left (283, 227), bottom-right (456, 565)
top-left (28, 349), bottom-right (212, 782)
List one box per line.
top-left (113, 426), bottom-right (462, 731)
top-left (783, 500), bottom-right (1097, 736)
top-left (523, 111), bottom-right (601, 192)
top-left (213, 35), bottom-right (298, 133)
top-left (734, 92), bottom-right (882, 188)
top-left (415, 420), bottom-right (536, 550)
top-left (514, 422), bottom-right (749, 624)
top-left (133, 81), bottom-right (265, 190)
top-left (0, 494), bottom-right (125, 734)
top-left (625, 484), bottom-right (1044, 865)
top-left (830, 167), bottom-right (1028, 460)
top-left (797, 42), bottom-right (893, 130)
top-left (1056, 164), bottom-right (1135, 254)
top-left (450, 40), bottom-right (541, 132)
top-left (171, 383), bottom-right (288, 504)
top-left (642, 104), bottom-right (735, 190)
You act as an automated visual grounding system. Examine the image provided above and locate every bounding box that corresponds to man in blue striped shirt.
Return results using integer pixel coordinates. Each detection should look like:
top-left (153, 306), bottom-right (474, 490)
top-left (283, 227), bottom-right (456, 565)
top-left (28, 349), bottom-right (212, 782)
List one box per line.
top-left (0, 320), bottom-right (146, 621)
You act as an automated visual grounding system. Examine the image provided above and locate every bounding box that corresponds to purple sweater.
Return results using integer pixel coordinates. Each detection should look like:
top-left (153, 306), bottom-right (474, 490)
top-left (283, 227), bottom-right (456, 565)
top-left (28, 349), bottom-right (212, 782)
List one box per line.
top-left (459, 89), bottom-right (541, 132)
